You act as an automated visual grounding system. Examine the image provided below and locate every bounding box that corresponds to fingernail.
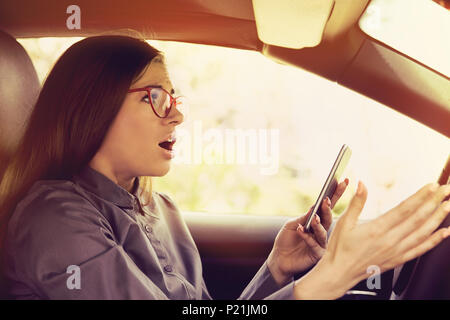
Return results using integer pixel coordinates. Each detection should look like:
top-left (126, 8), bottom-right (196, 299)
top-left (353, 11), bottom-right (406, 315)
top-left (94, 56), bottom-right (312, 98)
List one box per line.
top-left (327, 197), bottom-right (331, 205)
top-left (315, 215), bottom-right (320, 223)
top-left (345, 178), bottom-right (349, 185)
top-left (297, 224), bottom-right (304, 232)
top-left (357, 181), bottom-right (363, 195)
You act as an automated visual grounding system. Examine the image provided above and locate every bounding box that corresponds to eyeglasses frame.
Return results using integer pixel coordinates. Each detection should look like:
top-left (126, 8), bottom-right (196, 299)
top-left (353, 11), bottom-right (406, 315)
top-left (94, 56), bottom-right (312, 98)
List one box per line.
top-left (128, 86), bottom-right (180, 118)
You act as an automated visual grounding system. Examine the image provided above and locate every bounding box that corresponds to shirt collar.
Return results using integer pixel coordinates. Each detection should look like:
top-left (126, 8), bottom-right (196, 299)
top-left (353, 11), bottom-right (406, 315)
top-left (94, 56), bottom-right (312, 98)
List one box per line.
top-left (72, 165), bottom-right (140, 209)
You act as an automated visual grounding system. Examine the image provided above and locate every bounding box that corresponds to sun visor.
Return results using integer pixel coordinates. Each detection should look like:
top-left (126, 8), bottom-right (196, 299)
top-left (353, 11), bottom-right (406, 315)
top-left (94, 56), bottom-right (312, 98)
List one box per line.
top-left (359, 0), bottom-right (450, 78)
top-left (252, 0), bottom-right (335, 49)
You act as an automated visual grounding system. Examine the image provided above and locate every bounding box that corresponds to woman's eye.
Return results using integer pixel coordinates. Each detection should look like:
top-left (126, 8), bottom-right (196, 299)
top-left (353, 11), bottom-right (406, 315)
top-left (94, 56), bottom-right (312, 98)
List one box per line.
top-left (141, 91), bottom-right (160, 104)
top-left (142, 95), bottom-right (150, 104)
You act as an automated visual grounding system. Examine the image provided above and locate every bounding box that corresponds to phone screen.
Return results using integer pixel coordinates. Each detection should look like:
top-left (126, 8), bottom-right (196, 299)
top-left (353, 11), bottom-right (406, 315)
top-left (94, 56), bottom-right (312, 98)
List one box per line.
top-left (304, 144), bottom-right (352, 232)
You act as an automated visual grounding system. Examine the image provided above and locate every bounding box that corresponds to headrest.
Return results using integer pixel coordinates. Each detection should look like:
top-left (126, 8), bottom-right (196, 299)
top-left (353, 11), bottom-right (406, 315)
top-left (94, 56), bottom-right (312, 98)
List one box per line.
top-left (0, 31), bottom-right (39, 174)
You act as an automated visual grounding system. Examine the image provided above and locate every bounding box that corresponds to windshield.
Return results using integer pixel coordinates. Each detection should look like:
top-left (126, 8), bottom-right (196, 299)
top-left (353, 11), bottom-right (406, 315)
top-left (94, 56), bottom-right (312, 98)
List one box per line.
top-left (19, 37), bottom-right (450, 220)
top-left (359, 0), bottom-right (450, 78)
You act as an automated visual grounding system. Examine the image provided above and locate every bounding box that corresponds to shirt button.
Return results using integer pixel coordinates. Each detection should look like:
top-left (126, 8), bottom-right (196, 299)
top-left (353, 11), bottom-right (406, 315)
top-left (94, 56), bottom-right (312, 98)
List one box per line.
top-left (164, 265), bottom-right (173, 273)
top-left (145, 225), bottom-right (152, 233)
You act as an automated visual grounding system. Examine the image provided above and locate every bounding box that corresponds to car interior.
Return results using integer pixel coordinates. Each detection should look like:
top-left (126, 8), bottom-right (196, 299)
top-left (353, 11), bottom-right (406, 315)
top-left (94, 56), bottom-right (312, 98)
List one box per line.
top-left (0, 0), bottom-right (449, 299)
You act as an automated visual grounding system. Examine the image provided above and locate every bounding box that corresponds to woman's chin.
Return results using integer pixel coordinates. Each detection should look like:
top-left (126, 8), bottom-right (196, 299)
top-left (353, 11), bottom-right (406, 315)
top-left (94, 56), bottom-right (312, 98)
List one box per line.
top-left (150, 163), bottom-right (171, 177)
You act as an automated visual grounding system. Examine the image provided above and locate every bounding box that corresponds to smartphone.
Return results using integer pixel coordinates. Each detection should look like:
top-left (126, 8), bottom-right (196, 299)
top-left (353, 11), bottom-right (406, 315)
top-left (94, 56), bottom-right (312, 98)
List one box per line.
top-left (304, 144), bottom-right (352, 232)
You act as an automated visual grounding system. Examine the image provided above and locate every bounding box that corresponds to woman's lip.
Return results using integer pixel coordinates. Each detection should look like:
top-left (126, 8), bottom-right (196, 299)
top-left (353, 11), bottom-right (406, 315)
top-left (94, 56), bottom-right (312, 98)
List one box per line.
top-left (158, 140), bottom-right (176, 150)
top-left (159, 139), bottom-right (177, 144)
top-left (159, 145), bottom-right (175, 159)
top-left (159, 133), bottom-right (177, 144)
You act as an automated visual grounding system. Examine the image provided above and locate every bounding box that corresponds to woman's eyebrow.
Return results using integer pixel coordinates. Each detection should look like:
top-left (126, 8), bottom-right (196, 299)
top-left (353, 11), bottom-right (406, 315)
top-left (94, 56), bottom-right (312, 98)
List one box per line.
top-left (144, 85), bottom-right (175, 95)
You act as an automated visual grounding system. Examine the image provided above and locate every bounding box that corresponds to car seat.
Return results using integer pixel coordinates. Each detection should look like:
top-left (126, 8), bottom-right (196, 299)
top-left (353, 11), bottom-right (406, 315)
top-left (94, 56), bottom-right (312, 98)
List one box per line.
top-left (0, 29), bottom-right (40, 299)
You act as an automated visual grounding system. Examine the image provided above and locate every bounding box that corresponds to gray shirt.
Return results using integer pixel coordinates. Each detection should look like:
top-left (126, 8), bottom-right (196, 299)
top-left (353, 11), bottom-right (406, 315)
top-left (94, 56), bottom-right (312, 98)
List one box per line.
top-left (2, 165), bottom-right (294, 299)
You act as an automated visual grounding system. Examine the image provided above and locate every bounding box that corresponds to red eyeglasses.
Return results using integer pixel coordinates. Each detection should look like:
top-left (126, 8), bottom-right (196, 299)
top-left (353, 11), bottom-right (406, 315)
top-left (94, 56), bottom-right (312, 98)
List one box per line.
top-left (128, 86), bottom-right (184, 118)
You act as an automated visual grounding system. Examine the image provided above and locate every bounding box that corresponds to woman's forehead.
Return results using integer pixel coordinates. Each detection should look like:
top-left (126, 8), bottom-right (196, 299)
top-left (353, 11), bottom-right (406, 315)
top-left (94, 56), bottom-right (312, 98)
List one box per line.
top-left (133, 58), bottom-right (173, 90)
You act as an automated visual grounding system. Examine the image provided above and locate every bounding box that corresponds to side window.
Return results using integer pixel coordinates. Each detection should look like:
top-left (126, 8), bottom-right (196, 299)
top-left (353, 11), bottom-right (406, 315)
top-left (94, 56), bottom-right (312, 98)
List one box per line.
top-left (20, 38), bottom-right (450, 219)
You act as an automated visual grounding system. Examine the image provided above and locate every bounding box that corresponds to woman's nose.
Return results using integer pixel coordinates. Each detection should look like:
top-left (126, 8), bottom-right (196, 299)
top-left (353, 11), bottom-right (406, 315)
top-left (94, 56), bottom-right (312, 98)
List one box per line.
top-left (165, 103), bottom-right (184, 126)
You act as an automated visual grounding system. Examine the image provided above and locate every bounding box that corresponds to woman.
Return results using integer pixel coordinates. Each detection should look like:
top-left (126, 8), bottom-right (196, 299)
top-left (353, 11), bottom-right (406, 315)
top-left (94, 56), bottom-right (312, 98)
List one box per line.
top-left (0, 36), bottom-right (449, 300)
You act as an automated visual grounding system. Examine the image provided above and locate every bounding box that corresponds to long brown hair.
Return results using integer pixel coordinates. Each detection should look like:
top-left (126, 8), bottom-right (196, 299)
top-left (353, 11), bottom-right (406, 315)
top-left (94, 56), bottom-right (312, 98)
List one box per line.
top-left (0, 35), bottom-right (161, 244)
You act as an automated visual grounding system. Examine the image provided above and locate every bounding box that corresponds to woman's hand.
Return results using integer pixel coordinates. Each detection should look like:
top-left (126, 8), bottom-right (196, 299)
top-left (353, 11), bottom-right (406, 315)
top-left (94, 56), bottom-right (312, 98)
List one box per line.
top-left (293, 181), bottom-right (450, 300)
top-left (267, 179), bottom-right (349, 286)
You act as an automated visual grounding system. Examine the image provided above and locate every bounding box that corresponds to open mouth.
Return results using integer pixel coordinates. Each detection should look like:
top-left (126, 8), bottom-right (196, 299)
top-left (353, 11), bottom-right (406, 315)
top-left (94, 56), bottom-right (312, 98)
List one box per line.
top-left (158, 138), bottom-right (176, 151)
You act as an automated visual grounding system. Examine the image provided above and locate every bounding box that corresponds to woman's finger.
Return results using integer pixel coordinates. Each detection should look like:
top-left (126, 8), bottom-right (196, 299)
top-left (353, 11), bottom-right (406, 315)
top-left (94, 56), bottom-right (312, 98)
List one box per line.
top-left (390, 227), bottom-right (450, 269)
top-left (340, 181), bottom-right (368, 229)
top-left (297, 224), bottom-right (322, 251)
top-left (384, 185), bottom-right (450, 243)
top-left (284, 206), bottom-right (314, 231)
top-left (390, 199), bottom-right (450, 256)
top-left (330, 178), bottom-right (349, 208)
top-left (310, 215), bottom-right (328, 248)
top-left (377, 183), bottom-right (446, 230)
top-left (320, 197), bottom-right (333, 231)
top-left (289, 180), bottom-right (349, 233)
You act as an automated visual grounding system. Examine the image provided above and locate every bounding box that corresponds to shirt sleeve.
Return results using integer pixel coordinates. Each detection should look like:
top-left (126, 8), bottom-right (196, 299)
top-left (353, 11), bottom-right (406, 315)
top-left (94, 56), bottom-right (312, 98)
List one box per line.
top-left (238, 261), bottom-right (295, 300)
top-left (5, 187), bottom-right (169, 300)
